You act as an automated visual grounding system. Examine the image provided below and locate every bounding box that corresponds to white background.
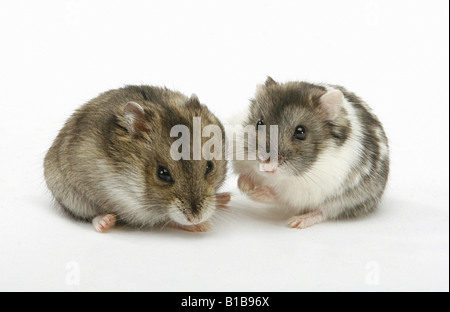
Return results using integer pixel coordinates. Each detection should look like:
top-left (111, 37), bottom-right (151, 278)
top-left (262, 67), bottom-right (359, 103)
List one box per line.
top-left (0, 0), bottom-right (448, 292)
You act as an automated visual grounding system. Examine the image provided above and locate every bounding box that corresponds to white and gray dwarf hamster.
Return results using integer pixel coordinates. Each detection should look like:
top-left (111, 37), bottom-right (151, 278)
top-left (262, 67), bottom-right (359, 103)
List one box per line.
top-left (44, 85), bottom-right (230, 232)
top-left (233, 77), bottom-right (390, 228)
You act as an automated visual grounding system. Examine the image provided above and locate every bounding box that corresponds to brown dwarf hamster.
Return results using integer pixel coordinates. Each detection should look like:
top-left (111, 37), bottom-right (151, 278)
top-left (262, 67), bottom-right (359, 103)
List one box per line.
top-left (44, 85), bottom-right (229, 232)
top-left (233, 77), bottom-right (389, 229)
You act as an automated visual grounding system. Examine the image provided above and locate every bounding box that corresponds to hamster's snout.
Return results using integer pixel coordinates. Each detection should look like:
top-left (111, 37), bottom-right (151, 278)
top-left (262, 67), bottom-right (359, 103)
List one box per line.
top-left (168, 198), bottom-right (215, 226)
top-left (258, 153), bottom-right (287, 173)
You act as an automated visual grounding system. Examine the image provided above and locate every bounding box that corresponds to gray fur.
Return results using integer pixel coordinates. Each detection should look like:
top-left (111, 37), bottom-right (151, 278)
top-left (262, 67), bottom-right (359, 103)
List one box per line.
top-left (234, 77), bottom-right (390, 224)
top-left (44, 85), bottom-right (228, 228)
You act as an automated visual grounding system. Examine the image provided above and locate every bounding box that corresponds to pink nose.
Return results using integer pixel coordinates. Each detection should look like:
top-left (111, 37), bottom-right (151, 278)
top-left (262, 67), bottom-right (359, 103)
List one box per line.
top-left (260, 162), bottom-right (278, 173)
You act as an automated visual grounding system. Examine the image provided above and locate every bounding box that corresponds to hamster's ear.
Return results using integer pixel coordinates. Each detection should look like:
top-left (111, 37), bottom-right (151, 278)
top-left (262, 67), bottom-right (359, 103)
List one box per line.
top-left (319, 90), bottom-right (344, 120)
top-left (124, 101), bottom-right (146, 135)
top-left (185, 94), bottom-right (201, 109)
top-left (265, 76), bottom-right (277, 87)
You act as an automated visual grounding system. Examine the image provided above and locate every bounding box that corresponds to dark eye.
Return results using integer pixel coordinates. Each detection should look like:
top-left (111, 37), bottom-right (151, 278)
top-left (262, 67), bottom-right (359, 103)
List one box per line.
top-left (293, 125), bottom-right (307, 140)
top-left (205, 161), bottom-right (214, 175)
top-left (157, 165), bottom-right (174, 183)
top-left (256, 118), bottom-right (265, 130)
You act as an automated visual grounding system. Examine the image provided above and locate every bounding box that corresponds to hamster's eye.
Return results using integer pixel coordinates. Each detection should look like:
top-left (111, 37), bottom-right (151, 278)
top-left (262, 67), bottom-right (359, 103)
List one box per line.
top-left (157, 165), bottom-right (174, 183)
top-left (256, 118), bottom-right (265, 130)
top-left (205, 161), bottom-right (214, 175)
top-left (293, 125), bottom-right (307, 140)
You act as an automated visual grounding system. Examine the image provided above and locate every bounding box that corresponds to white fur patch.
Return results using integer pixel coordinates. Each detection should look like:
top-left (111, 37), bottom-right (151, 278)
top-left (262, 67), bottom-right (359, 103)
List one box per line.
top-left (168, 200), bottom-right (190, 225)
top-left (278, 86), bottom-right (365, 217)
top-left (93, 160), bottom-right (163, 227)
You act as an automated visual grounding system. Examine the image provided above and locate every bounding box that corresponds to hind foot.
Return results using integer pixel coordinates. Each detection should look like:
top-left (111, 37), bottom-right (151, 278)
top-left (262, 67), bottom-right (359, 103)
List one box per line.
top-left (93, 214), bottom-right (117, 233)
top-left (287, 211), bottom-right (324, 229)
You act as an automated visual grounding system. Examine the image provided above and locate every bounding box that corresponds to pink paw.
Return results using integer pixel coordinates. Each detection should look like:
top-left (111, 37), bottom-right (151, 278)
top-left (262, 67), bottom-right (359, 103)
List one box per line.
top-left (178, 221), bottom-right (212, 232)
top-left (93, 214), bottom-right (117, 233)
top-left (248, 186), bottom-right (276, 203)
top-left (238, 174), bottom-right (255, 193)
top-left (287, 211), bottom-right (324, 229)
top-left (216, 192), bottom-right (231, 210)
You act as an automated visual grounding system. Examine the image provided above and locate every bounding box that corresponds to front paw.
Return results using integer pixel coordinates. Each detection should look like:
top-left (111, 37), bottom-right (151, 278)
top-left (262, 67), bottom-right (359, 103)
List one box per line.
top-left (216, 192), bottom-right (231, 210)
top-left (238, 174), bottom-right (255, 193)
top-left (248, 186), bottom-right (276, 203)
top-left (178, 221), bottom-right (212, 232)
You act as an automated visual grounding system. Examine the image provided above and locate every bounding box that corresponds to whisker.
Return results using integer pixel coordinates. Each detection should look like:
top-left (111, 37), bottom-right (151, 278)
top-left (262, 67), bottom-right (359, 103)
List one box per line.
top-left (159, 219), bottom-right (174, 232)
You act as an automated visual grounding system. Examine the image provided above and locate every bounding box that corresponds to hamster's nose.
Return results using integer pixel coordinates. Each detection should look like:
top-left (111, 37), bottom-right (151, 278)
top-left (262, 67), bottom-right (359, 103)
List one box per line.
top-left (181, 200), bottom-right (202, 223)
top-left (260, 161), bottom-right (277, 173)
top-left (189, 200), bottom-right (201, 215)
top-left (262, 153), bottom-right (286, 165)
top-left (185, 214), bottom-right (202, 224)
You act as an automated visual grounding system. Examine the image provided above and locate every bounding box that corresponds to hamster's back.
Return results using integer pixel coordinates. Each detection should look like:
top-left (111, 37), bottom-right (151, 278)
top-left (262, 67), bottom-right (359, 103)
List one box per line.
top-left (44, 86), bottom-right (188, 221)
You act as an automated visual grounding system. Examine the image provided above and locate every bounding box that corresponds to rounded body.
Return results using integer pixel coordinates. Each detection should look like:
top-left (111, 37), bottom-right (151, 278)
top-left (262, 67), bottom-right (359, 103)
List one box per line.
top-left (233, 78), bottom-right (389, 223)
top-left (44, 85), bottom-right (227, 229)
